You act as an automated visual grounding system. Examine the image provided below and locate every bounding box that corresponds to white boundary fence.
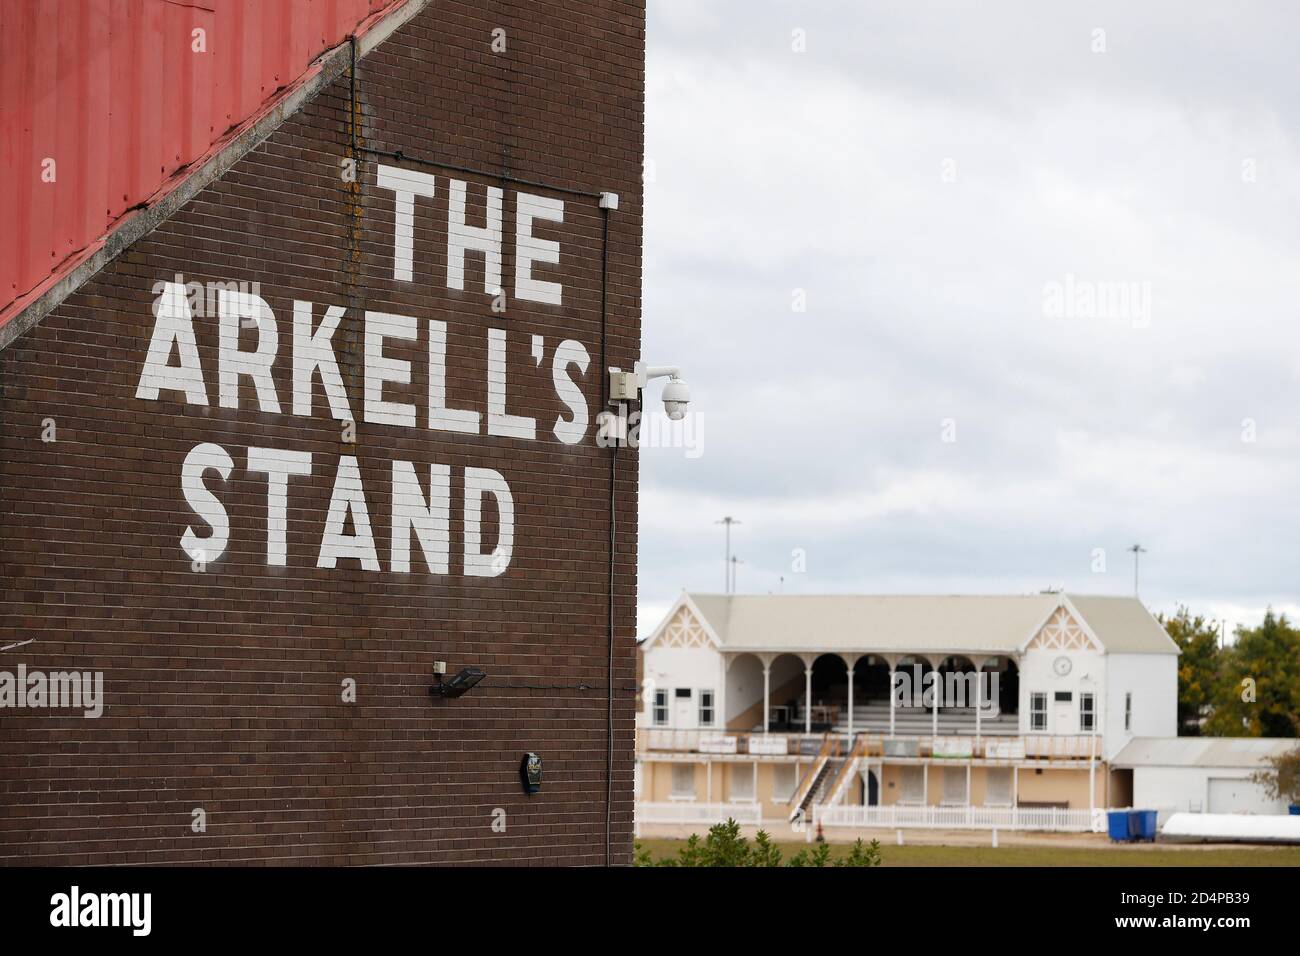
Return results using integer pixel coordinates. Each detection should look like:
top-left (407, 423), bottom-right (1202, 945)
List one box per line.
top-left (635, 801), bottom-right (763, 836)
top-left (634, 801), bottom-right (1108, 835)
top-left (816, 804), bottom-right (1106, 832)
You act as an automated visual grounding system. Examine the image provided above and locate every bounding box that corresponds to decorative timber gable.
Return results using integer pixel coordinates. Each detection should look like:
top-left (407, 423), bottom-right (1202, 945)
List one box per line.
top-left (1026, 607), bottom-right (1103, 652)
top-left (655, 605), bottom-right (715, 649)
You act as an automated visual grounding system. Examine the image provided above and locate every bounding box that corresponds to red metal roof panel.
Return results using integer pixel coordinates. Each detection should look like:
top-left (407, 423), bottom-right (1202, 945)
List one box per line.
top-left (0, 0), bottom-right (409, 333)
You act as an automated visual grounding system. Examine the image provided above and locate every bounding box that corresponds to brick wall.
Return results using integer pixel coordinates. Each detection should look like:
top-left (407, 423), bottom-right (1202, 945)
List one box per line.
top-left (0, 0), bottom-right (645, 865)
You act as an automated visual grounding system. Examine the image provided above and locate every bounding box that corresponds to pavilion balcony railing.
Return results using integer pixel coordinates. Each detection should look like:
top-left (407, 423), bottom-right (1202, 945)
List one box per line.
top-left (637, 728), bottom-right (1103, 762)
top-left (637, 728), bottom-right (830, 757)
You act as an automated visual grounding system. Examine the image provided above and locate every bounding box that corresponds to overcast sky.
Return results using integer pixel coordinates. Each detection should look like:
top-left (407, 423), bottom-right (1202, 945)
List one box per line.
top-left (634, 0), bottom-right (1300, 638)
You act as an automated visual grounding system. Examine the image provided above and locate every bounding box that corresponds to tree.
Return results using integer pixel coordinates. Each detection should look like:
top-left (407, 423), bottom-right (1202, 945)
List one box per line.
top-left (1203, 610), bottom-right (1300, 738)
top-left (1160, 607), bottom-right (1221, 735)
top-left (633, 819), bottom-right (881, 867)
top-left (1250, 747), bottom-right (1300, 805)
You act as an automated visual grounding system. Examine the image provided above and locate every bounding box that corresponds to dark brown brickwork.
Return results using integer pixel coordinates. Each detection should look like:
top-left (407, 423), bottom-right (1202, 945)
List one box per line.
top-left (0, 0), bottom-right (645, 865)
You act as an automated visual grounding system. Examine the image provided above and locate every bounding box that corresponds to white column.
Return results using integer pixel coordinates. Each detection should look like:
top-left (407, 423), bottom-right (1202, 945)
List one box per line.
top-left (975, 662), bottom-right (983, 745)
top-left (718, 655), bottom-right (727, 737)
top-left (966, 762), bottom-right (972, 808)
top-left (889, 665), bottom-right (897, 737)
top-left (1017, 655), bottom-right (1027, 736)
top-left (931, 664), bottom-right (939, 737)
top-left (762, 664), bottom-right (771, 735)
top-left (706, 760), bottom-right (712, 801)
top-left (922, 762), bottom-right (929, 806)
top-left (846, 667), bottom-right (856, 745)
top-left (1097, 669), bottom-right (1107, 764)
top-left (804, 667), bottom-right (813, 735)
top-left (1088, 735), bottom-right (1096, 818)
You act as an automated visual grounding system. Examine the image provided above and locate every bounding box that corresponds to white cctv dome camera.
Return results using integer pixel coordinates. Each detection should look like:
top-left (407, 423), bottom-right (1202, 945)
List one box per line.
top-left (661, 376), bottom-right (690, 421)
top-left (608, 362), bottom-right (694, 421)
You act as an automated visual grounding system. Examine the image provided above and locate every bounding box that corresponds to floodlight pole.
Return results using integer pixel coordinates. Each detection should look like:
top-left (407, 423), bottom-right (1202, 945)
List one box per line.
top-left (716, 516), bottom-right (741, 593)
top-left (1128, 543), bottom-right (1147, 597)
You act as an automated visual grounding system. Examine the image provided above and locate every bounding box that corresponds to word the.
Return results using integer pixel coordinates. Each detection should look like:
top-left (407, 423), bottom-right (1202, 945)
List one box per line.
top-left (376, 164), bottom-right (564, 301)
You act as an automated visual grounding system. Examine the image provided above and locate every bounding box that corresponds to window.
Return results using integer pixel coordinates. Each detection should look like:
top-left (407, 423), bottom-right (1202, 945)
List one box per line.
top-left (1053, 691), bottom-right (1072, 702)
top-left (985, 768), bottom-right (1013, 807)
top-left (674, 688), bottom-right (691, 698)
top-left (1124, 692), bottom-right (1132, 732)
top-left (730, 765), bottom-right (755, 802)
top-left (1030, 692), bottom-right (1047, 731)
top-left (772, 763), bottom-right (797, 802)
top-left (900, 765), bottom-right (925, 805)
top-left (1080, 692), bottom-right (1095, 732)
top-left (941, 766), bottom-right (968, 806)
top-left (671, 763), bottom-right (695, 799)
top-left (652, 689), bottom-right (667, 726)
top-left (698, 690), bottom-right (715, 727)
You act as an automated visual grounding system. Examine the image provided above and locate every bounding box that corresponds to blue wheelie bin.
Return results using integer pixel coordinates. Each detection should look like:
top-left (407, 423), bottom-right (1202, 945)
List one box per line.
top-left (1107, 810), bottom-right (1131, 842)
top-left (1132, 809), bottom-right (1158, 842)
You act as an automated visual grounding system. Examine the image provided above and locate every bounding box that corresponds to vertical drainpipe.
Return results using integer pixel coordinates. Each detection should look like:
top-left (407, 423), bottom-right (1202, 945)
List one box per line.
top-left (600, 201), bottom-right (614, 868)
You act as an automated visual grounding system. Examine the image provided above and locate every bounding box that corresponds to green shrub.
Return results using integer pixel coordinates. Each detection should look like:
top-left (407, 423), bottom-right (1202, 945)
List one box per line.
top-left (634, 819), bottom-right (881, 867)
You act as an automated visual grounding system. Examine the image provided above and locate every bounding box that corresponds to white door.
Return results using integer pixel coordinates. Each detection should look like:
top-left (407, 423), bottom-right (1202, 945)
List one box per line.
top-left (1208, 777), bottom-right (1277, 814)
top-left (1052, 693), bottom-right (1073, 733)
top-left (672, 690), bottom-right (693, 728)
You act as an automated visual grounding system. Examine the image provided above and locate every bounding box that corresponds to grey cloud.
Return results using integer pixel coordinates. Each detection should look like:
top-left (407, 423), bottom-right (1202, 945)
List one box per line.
top-left (636, 0), bottom-right (1300, 637)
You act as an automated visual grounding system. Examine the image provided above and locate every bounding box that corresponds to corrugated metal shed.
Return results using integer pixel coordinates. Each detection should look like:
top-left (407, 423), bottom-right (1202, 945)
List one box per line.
top-left (1113, 736), bottom-right (1297, 769)
top-left (0, 0), bottom-right (407, 332)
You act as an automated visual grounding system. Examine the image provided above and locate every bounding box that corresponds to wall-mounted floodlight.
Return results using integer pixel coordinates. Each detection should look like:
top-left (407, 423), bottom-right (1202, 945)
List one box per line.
top-left (520, 752), bottom-right (543, 795)
top-left (609, 361), bottom-right (691, 421)
top-left (429, 665), bottom-right (486, 699)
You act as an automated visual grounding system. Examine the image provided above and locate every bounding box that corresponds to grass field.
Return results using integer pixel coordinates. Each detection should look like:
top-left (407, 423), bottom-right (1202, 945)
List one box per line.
top-left (635, 838), bottom-right (1300, 867)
